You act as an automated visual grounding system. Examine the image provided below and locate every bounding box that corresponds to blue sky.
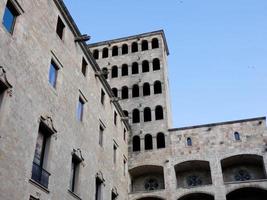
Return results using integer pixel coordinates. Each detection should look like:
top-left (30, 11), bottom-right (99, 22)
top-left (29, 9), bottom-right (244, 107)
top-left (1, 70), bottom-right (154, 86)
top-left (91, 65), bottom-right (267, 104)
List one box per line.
top-left (64, 0), bottom-right (267, 128)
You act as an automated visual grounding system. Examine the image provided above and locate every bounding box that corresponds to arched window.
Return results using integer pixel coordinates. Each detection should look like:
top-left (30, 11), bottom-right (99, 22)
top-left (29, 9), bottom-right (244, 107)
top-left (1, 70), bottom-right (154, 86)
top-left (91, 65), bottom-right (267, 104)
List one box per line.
top-left (112, 88), bottom-right (118, 97)
top-left (131, 42), bottom-right (138, 53)
top-left (123, 110), bottom-right (128, 117)
top-left (143, 83), bottom-right (150, 96)
top-left (141, 40), bottom-right (148, 51)
top-left (93, 49), bottom-right (99, 59)
top-left (152, 38), bottom-right (159, 49)
top-left (121, 64), bottom-right (128, 76)
top-left (142, 60), bottom-right (149, 73)
top-left (121, 86), bottom-right (128, 99)
top-left (132, 84), bottom-right (139, 98)
top-left (112, 46), bottom-right (118, 56)
top-left (144, 107), bottom-right (152, 122)
top-left (157, 132), bottom-right (165, 149)
top-left (154, 81), bottom-right (162, 94)
top-left (155, 105), bottom-right (163, 120)
top-left (145, 134), bottom-right (153, 150)
top-left (122, 44), bottom-right (128, 55)
top-left (153, 58), bottom-right (160, 71)
top-left (102, 67), bottom-right (108, 79)
top-left (132, 109), bottom-right (140, 123)
top-left (132, 62), bottom-right (139, 74)
top-left (234, 132), bottom-right (240, 141)
top-left (133, 136), bottom-right (140, 152)
top-left (187, 137), bottom-right (192, 146)
top-left (111, 66), bottom-right (118, 78)
top-left (102, 47), bottom-right (108, 58)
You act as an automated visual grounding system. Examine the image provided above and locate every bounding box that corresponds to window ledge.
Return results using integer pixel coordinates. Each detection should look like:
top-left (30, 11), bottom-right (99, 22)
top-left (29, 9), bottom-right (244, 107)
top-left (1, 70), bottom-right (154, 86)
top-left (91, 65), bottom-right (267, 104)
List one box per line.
top-left (29, 179), bottom-right (49, 193)
top-left (68, 189), bottom-right (82, 200)
top-left (225, 179), bottom-right (267, 185)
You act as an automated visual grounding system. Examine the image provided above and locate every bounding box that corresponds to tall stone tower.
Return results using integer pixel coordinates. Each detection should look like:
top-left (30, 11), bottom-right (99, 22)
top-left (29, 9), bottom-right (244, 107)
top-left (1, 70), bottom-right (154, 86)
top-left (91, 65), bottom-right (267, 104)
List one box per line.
top-left (88, 30), bottom-right (173, 196)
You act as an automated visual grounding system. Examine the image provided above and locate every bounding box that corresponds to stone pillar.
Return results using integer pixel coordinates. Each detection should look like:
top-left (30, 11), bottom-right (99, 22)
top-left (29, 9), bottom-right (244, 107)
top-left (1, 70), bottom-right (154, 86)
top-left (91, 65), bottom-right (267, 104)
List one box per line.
top-left (153, 136), bottom-right (157, 150)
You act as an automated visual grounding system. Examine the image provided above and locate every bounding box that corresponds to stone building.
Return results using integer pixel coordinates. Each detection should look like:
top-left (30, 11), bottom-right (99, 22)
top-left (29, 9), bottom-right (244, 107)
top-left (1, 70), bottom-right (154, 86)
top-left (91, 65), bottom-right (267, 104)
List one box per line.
top-left (0, 0), bottom-right (267, 200)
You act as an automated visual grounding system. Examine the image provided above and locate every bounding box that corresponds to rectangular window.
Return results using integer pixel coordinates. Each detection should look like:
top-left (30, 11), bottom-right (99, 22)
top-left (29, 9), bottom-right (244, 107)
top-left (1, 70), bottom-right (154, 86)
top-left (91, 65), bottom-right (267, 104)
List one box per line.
top-left (56, 16), bottom-right (65, 39)
top-left (95, 178), bottom-right (102, 200)
top-left (101, 89), bottom-right (105, 105)
top-left (0, 83), bottom-right (6, 108)
top-left (123, 128), bottom-right (126, 142)
top-left (99, 125), bottom-right (104, 147)
top-left (2, 0), bottom-right (19, 33)
top-left (48, 60), bottom-right (58, 88)
top-left (114, 111), bottom-right (117, 125)
top-left (31, 126), bottom-right (51, 188)
top-left (81, 58), bottom-right (87, 76)
top-left (70, 156), bottom-right (80, 193)
top-left (113, 144), bottom-right (117, 164)
top-left (77, 97), bottom-right (85, 121)
top-left (123, 159), bottom-right (126, 176)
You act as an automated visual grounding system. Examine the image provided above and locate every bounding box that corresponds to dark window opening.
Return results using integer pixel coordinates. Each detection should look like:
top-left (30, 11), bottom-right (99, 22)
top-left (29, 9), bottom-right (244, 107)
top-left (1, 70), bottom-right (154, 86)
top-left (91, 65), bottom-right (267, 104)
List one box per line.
top-left (121, 86), bottom-right (128, 99)
top-left (111, 66), bottom-right (118, 78)
top-left (133, 136), bottom-right (140, 152)
top-left (145, 134), bottom-right (153, 150)
top-left (187, 137), bottom-right (192, 146)
top-left (102, 68), bottom-right (108, 79)
top-left (101, 89), bottom-right (105, 104)
top-left (122, 44), bottom-right (128, 54)
top-left (112, 88), bottom-right (118, 97)
top-left (123, 129), bottom-right (126, 142)
top-left (144, 107), bottom-right (151, 122)
top-left (234, 132), bottom-right (240, 141)
top-left (141, 40), bottom-right (149, 51)
top-left (114, 111), bottom-right (117, 125)
top-left (152, 38), bottom-right (159, 49)
top-left (121, 64), bottom-right (128, 76)
top-left (95, 178), bottom-right (102, 200)
top-left (77, 97), bottom-right (85, 121)
top-left (131, 42), bottom-right (138, 53)
top-left (102, 48), bottom-right (109, 58)
top-left (132, 62), bottom-right (139, 74)
top-left (56, 16), bottom-right (65, 40)
top-left (153, 58), bottom-right (160, 71)
top-left (142, 60), bottom-right (149, 73)
top-left (70, 156), bottom-right (80, 193)
top-left (82, 58), bottom-right (88, 76)
top-left (113, 144), bottom-right (117, 164)
top-left (49, 60), bottom-right (58, 88)
top-left (99, 125), bottom-right (104, 147)
top-left (2, 0), bottom-right (19, 34)
top-left (155, 105), bottom-right (163, 120)
top-left (93, 50), bottom-right (99, 59)
top-left (132, 84), bottom-right (139, 98)
top-left (143, 83), bottom-right (150, 96)
top-left (123, 110), bottom-right (128, 117)
top-left (132, 109), bottom-right (140, 123)
top-left (112, 46), bottom-right (118, 56)
top-left (157, 132), bottom-right (165, 149)
top-left (154, 81), bottom-right (162, 94)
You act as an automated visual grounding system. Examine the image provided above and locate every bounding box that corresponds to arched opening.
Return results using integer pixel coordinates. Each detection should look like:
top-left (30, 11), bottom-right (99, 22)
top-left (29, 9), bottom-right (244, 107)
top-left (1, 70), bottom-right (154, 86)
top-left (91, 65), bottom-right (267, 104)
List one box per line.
top-left (129, 165), bottom-right (165, 193)
top-left (155, 106), bottom-right (164, 120)
top-left (132, 84), bottom-right (139, 98)
top-left (145, 134), bottom-right (153, 150)
top-left (234, 132), bottom-right (240, 141)
top-left (122, 44), bottom-right (128, 55)
top-left (121, 64), bottom-right (128, 76)
top-left (142, 60), bottom-right (149, 73)
top-left (121, 86), bottom-right (128, 99)
top-left (132, 42), bottom-right (138, 53)
top-left (143, 83), bottom-right (150, 96)
top-left (112, 46), bottom-right (118, 56)
top-left (152, 38), bottom-right (159, 49)
top-left (111, 88), bottom-right (118, 97)
top-left (153, 58), bottom-right (160, 71)
top-left (102, 67), bottom-right (108, 79)
top-left (132, 62), bottom-right (139, 74)
top-left (175, 161), bottom-right (212, 188)
top-left (132, 109), bottom-right (140, 123)
top-left (178, 193), bottom-right (214, 200)
top-left (227, 187), bottom-right (267, 200)
top-left (102, 47), bottom-right (108, 58)
top-left (144, 107), bottom-right (152, 122)
top-left (157, 133), bottom-right (165, 149)
top-left (93, 49), bottom-right (99, 59)
top-left (137, 198), bottom-right (164, 200)
top-left (132, 136), bottom-right (140, 152)
top-left (154, 81), bottom-right (162, 94)
top-left (123, 110), bottom-right (128, 117)
top-left (111, 66), bottom-right (118, 78)
top-left (221, 154), bottom-right (267, 183)
top-left (142, 40), bottom-right (149, 51)
top-left (187, 137), bottom-right (192, 146)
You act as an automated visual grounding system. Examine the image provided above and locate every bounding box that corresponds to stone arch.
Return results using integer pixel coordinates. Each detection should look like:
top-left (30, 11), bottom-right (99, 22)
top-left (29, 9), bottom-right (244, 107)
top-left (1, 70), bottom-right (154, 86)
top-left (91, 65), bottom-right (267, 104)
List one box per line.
top-left (121, 86), bottom-right (129, 99)
top-left (122, 44), bottom-right (128, 54)
top-left (121, 64), bottom-right (128, 76)
top-left (112, 46), bottom-right (118, 56)
top-left (132, 42), bottom-right (138, 53)
top-left (152, 58), bottom-right (160, 71)
top-left (145, 134), bottom-right (153, 150)
top-left (144, 107), bottom-right (152, 122)
top-left (152, 38), bottom-right (159, 49)
top-left (141, 40), bottom-right (148, 51)
top-left (143, 82), bottom-right (150, 96)
top-left (178, 193), bottom-right (214, 200)
top-left (157, 132), bottom-right (165, 149)
top-left (111, 66), bottom-right (118, 78)
top-left (226, 187), bottom-right (267, 200)
top-left (132, 62), bottom-right (139, 74)
top-left (102, 47), bottom-right (108, 58)
top-left (154, 81), bottom-right (162, 94)
top-left (132, 84), bottom-right (139, 98)
top-left (132, 109), bottom-right (140, 123)
top-left (155, 105), bottom-right (164, 120)
top-left (142, 60), bottom-right (149, 73)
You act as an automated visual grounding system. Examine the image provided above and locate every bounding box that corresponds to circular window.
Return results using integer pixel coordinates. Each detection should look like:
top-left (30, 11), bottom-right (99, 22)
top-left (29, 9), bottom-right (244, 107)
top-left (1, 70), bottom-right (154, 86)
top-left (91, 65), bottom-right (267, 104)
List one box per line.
top-left (144, 178), bottom-right (159, 191)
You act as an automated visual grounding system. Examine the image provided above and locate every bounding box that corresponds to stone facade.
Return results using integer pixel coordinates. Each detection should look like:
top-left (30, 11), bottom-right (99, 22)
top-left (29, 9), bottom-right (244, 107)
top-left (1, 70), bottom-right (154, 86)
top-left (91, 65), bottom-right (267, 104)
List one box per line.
top-left (0, 1), bottom-right (267, 200)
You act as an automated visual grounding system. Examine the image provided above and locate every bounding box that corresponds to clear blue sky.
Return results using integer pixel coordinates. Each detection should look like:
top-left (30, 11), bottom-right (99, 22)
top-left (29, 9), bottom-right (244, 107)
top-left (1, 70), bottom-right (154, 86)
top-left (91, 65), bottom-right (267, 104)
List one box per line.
top-left (64, 0), bottom-right (267, 128)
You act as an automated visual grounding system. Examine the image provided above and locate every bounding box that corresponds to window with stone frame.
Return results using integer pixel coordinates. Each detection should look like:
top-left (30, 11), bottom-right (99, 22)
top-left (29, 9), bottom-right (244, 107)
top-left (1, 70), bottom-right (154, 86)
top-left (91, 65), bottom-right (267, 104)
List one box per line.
top-left (2, 0), bottom-right (20, 34)
top-left (56, 16), bottom-right (65, 40)
top-left (81, 57), bottom-right (88, 77)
